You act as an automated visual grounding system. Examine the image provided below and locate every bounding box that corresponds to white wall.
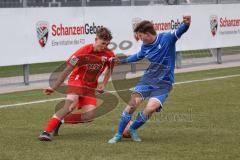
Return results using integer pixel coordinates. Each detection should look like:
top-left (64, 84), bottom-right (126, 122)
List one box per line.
top-left (0, 4), bottom-right (240, 66)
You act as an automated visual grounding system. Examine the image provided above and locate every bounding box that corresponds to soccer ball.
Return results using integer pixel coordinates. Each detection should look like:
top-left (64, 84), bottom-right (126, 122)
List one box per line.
top-left (122, 120), bottom-right (133, 138)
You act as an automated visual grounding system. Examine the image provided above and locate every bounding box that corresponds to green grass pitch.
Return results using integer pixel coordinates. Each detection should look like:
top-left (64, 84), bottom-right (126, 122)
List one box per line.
top-left (0, 67), bottom-right (240, 160)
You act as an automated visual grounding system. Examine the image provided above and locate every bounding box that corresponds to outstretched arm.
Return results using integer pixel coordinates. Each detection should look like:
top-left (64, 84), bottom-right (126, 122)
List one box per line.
top-left (43, 64), bottom-right (74, 95)
top-left (174, 16), bottom-right (191, 40)
top-left (97, 66), bottom-right (112, 93)
top-left (120, 52), bottom-right (144, 64)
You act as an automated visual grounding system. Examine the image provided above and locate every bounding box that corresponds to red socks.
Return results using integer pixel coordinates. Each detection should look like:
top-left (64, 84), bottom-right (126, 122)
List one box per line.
top-left (64, 113), bottom-right (82, 124)
top-left (64, 113), bottom-right (93, 123)
top-left (44, 113), bottom-right (94, 133)
top-left (44, 117), bottom-right (60, 133)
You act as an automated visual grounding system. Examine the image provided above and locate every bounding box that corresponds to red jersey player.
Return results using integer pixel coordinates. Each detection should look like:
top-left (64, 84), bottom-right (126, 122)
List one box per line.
top-left (39, 27), bottom-right (115, 141)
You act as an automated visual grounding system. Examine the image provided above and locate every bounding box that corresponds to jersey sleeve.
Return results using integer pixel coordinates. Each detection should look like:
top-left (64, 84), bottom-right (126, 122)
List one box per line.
top-left (121, 49), bottom-right (145, 64)
top-left (66, 46), bottom-right (87, 67)
top-left (167, 23), bottom-right (190, 43)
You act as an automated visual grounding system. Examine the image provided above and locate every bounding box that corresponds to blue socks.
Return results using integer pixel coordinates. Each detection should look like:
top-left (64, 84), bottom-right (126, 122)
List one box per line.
top-left (117, 110), bottom-right (149, 135)
top-left (130, 111), bottom-right (149, 130)
top-left (117, 111), bottom-right (132, 135)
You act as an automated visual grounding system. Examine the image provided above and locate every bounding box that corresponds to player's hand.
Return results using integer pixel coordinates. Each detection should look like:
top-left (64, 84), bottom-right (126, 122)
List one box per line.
top-left (110, 57), bottom-right (121, 66)
top-left (183, 15), bottom-right (191, 25)
top-left (96, 84), bottom-right (105, 94)
top-left (43, 87), bottom-right (54, 95)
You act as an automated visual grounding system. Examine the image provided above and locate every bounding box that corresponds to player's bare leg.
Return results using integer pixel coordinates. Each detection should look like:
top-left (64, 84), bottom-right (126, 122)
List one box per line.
top-left (128, 98), bottom-right (161, 142)
top-left (58, 94), bottom-right (79, 116)
top-left (143, 98), bottom-right (162, 117)
top-left (80, 105), bottom-right (96, 122)
top-left (124, 93), bottom-right (143, 114)
top-left (53, 104), bottom-right (96, 136)
top-left (108, 93), bottom-right (143, 144)
top-left (39, 94), bottom-right (78, 141)
top-left (63, 104), bottom-right (96, 123)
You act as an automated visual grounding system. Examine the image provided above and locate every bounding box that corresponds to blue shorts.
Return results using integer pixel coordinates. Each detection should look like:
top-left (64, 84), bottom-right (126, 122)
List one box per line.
top-left (132, 82), bottom-right (172, 111)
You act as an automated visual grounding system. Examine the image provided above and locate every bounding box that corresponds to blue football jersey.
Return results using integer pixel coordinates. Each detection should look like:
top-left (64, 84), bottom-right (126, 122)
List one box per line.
top-left (137, 31), bottom-right (177, 85)
top-left (122, 23), bottom-right (189, 86)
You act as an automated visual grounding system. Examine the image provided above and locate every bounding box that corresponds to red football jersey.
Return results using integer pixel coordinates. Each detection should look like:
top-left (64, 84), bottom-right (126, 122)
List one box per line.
top-left (66, 44), bottom-right (115, 88)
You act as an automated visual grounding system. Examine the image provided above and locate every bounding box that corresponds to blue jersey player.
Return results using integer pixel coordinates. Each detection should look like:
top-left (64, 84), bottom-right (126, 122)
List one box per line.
top-left (108, 16), bottom-right (191, 143)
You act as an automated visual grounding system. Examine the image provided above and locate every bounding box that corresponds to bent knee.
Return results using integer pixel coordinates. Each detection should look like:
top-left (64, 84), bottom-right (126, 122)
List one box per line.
top-left (129, 97), bottom-right (142, 108)
top-left (144, 105), bottom-right (161, 115)
top-left (64, 99), bottom-right (78, 112)
top-left (82, 111), bottom-right (96, 122)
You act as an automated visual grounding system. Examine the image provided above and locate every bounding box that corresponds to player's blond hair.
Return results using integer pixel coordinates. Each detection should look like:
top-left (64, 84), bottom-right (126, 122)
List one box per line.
top-left (96, 27), bottom-right (113, 41)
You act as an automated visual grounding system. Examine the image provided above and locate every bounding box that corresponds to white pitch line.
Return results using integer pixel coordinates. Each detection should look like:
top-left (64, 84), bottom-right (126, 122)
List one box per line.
top-left (0, 98), bottom-right (64, 109)
top-left (0, 74), bottom-right (240, 109)
top-left (174, 74), bottom-right (240, 85)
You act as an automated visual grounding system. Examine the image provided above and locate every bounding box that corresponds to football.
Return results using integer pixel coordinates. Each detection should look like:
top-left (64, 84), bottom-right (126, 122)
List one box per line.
top-left (122, 120), bottom-right (133, 138)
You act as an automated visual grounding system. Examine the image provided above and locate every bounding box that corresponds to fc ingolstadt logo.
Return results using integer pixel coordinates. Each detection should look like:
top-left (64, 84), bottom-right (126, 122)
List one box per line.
top-left (210, 15), bottom-right (218, 37)
top-left (36, 21), bottom-right (49, 48)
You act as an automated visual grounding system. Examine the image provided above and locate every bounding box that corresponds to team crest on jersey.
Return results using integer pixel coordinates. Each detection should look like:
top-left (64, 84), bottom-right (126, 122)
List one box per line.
top-left (210, 15), bottom-right (218, 37)
top-left (36, 21), bottom-right (49, 48)
top-left (69, 56), bottom-right (79, 66)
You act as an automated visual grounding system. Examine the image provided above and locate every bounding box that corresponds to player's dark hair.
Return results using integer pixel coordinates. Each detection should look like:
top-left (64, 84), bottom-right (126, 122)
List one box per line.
top-left (96, 27), bottom-right (113, 41)
top-left (134, 20), bottom-right (156, 35)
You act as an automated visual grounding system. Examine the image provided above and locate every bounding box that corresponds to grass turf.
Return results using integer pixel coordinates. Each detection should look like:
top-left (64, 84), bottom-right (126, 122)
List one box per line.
top-left (0, 67), bottom-right (240, 160)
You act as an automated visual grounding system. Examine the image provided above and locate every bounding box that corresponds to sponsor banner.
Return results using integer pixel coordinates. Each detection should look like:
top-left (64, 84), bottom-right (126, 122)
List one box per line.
top-left (1, 4), bottom-right (240, 66)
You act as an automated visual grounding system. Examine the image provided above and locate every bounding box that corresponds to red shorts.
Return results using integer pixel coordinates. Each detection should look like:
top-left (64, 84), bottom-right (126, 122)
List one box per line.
top-left (77, 96), bottom-right (97, 109)
top-left (66, 82), bottom-right (97, 109)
